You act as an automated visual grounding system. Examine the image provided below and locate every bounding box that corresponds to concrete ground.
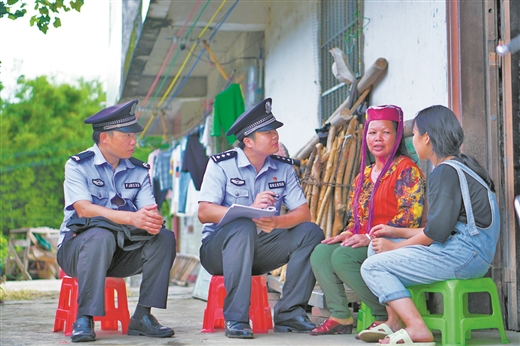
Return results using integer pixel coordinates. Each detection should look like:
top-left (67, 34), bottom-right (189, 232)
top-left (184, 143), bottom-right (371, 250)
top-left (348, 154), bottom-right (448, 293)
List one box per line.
top-left (1, 279), bottom-right (518, 346)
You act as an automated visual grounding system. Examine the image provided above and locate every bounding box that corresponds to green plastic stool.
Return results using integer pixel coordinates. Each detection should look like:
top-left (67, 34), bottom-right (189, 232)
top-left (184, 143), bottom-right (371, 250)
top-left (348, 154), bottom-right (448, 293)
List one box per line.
top-left (408, 277), bottom-right (509, 346)
top-left (356, 301), bottom-right (375, 334)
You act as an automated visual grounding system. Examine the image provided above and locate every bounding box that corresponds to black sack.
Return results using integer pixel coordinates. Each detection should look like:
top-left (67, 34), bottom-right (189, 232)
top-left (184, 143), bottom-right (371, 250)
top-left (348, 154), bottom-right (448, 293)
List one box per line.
top-left (66, 216), bottom-right (156, 251)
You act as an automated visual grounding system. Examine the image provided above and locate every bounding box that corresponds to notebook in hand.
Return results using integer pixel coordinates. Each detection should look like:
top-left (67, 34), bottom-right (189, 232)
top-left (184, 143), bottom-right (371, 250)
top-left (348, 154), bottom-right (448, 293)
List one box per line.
top-left (216, 204), bottom-right (277, 227)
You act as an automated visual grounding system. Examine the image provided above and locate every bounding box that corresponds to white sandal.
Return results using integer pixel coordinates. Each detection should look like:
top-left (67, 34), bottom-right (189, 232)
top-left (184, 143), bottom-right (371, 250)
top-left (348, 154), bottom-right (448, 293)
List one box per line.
top-left (358, 323), bottom-right (393, 342)
top-left (380, 329), bottom-right (436, 345)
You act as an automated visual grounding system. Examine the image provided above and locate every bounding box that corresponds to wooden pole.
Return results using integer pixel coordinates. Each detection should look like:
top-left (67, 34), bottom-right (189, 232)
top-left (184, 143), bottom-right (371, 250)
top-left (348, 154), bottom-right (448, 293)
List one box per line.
top-left (294, 57), bottom-right (388, 159)
top-left (203, 40), bottom-right (229, 81)
top-left (295, 86), bottom-right (371, 159)
top-left (309, 143), bottom-right (323, 222)
top-left (331, 119), bottom-right (358, 234)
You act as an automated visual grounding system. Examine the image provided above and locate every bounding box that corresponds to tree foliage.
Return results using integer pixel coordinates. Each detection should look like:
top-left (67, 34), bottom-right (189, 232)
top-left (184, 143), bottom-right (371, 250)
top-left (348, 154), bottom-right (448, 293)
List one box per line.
top-left (0, 0), bottom-right (83, 34)
top-left (0, 76), bottom-right (104, 234)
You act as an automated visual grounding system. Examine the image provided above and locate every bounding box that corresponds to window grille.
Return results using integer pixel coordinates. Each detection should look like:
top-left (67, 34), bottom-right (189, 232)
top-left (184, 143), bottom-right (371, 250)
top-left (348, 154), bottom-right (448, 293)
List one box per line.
top-left (319, 0), bottom-right (363, 123)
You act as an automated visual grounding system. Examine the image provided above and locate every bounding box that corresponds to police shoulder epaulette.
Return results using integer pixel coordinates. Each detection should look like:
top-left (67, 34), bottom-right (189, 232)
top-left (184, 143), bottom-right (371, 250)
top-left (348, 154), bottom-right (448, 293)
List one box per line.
top-left (129, 157), bottom-right (151, 169)
top-left (270, 155), bottom-right (300, 167)
top-left (70, 151), bottom-right (94, 163)
top-left (210, 150), bottom-right (237, 163)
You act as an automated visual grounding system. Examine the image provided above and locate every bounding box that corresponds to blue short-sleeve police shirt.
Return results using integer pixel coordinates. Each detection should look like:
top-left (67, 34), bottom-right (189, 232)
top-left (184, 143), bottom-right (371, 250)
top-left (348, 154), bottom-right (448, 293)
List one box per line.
top-left (198, 148), bottom-right (306, 239)
top-left (58, 144), bottom-right (156, 246)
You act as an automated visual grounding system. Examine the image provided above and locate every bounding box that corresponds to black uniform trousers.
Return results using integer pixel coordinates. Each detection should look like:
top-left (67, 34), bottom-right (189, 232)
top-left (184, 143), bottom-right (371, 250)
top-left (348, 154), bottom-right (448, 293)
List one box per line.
top-left (199, 218), bottom-right (324, 323)
top-left (57, 227), bottom-right (176, 318)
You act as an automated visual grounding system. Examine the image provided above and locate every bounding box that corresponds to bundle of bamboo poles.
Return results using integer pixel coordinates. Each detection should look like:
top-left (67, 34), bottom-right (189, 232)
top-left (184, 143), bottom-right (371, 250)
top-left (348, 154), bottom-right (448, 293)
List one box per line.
top-left (300, 117), bottom-right (363, 238)
top-left (269, 57), bottom-right (388, 282)
top-left (269, 119), bottom-right (363, 281)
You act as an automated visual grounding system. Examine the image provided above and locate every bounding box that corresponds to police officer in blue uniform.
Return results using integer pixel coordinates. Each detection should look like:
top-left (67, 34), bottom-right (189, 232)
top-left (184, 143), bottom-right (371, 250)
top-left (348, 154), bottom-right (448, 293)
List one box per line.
top-left (198, 98), bottom-right (325, 339)
top-left (57, 99), bottom-right (176, 342)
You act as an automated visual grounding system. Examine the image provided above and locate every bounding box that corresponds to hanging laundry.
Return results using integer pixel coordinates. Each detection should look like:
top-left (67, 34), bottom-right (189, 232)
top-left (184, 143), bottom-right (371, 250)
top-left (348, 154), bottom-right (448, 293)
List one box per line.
top-left (211, 83), bottom-right (245, 145)
top-left (147, 149), bottom-right (161, 185)
top-left (154, 149), bottom-right (173, 191)
top-left (152, 148), bottom-right (173, 208)
top-left (171, 138), bottom-right (190, 214)
top-left (200, 115), bottom-right (214, 156)
top-left (182, 132), bottom-right (209, 191)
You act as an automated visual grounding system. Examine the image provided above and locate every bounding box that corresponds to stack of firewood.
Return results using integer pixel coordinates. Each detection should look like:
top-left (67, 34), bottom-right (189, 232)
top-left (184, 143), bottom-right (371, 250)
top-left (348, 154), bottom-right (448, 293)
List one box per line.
top-left (299, 117), bottom-right (363, 238)
top-left (270, 119), bottom-right (364, 281)
top-left (269, 57), bottom-right (388, 282)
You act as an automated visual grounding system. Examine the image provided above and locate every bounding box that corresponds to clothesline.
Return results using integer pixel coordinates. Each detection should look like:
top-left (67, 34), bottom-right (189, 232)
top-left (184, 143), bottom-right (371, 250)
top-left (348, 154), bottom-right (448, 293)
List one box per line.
top-left (138, 0), bottom-right (241, 141)
top-left (140, 0), bottom-right (204, 109)
top-left (172, 115), bottom-right (208, 141)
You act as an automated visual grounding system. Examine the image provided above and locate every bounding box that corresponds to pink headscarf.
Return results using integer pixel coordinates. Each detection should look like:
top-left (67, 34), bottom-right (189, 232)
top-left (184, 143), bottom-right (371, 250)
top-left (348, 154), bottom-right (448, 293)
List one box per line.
top-left (351, 105), bottom-right (404, 234)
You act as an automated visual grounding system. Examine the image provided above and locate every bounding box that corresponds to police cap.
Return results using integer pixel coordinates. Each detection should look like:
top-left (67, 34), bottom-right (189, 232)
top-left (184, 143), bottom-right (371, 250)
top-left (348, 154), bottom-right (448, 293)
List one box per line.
top-left (84, 99), bottom-right (143, 133)
top-left (226, 98), bottom-right (283, 141)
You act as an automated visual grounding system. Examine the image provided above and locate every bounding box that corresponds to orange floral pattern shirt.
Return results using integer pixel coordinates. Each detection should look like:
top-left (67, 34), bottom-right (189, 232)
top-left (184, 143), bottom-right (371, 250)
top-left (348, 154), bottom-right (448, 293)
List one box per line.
top-left (345, 156), bottom-right (425, 234)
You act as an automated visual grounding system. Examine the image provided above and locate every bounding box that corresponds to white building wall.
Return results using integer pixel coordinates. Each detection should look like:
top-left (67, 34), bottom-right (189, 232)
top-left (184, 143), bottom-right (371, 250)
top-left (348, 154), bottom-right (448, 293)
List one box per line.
top-left (264, 1), bottom-right (321, 156)
top-left (363, 1), bottom-right (448, 121)
top-left (107, 0), bottom-right (123, 106)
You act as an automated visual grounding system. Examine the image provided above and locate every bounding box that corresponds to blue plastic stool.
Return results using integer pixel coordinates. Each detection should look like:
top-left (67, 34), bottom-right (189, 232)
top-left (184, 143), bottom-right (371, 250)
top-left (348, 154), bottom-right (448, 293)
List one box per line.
top-left (408, 278), bottom-right (509, 346)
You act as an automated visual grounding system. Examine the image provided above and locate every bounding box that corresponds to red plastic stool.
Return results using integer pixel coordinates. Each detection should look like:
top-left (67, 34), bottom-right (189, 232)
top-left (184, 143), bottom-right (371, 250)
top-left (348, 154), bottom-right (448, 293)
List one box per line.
top-left (53, 276), bottom-right (130, 336)
top-left (202, 275), bottom-right (273, 333)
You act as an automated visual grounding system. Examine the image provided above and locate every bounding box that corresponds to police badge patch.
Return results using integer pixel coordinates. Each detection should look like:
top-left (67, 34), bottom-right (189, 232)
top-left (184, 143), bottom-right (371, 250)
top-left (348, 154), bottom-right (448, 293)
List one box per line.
top-left (230, 178), bottom-right (245, 186)
top-left (92, 179), bottom-right (105, 187)
top-left (265, 100), bottom-right (271, 113)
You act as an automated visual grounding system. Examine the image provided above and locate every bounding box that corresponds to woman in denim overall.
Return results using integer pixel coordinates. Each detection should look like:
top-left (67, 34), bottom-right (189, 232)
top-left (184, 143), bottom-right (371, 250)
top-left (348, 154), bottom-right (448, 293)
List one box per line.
top-left (359, 105), bottom-right (500, 344)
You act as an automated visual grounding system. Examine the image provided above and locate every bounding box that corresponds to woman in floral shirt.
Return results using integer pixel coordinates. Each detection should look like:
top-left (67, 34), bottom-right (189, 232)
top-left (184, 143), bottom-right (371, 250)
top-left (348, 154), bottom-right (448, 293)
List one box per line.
top-left (310, 105), bottom-right (425, 336)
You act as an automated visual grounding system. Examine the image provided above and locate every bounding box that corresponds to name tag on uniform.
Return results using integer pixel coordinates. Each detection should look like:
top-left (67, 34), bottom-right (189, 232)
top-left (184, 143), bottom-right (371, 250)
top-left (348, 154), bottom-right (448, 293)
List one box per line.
top-left (269, 181), bottom-right (285, 189)
top-left (125, 182), bottom-right (141, 189)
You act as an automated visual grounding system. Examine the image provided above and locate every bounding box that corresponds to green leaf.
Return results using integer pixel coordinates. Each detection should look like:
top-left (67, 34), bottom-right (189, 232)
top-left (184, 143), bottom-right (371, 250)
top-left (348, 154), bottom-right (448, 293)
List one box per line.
top-left (0, 3), bottom-right (8, 18)
top-left (52, 17), bottom-right (61, 28)
top-left (3, 0), bottom-right (82, 33)
top-left (36, 17), bottom-right (49, 34)
top-left (48, 2), bottom-right (59, 13)
top-left (13, 9), bottom-right (26, 18)
top-left (70, 0), bottom-right (83, 11)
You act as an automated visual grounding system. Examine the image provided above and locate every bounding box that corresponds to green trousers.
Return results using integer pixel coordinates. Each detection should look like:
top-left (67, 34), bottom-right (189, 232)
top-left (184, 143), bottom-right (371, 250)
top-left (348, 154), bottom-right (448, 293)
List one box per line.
top-left (310, 243), bottom-right (388, 321)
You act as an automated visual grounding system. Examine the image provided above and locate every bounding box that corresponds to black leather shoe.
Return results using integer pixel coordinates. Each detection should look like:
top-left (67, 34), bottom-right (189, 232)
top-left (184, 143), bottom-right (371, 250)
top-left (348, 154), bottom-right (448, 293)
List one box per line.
top-left (71, 316), bottom-right (96, 343)
top-left (225, 321), bottom-right (254, 339)
top-left (128, 314), bottom-right (175, 338)
top-left (274, 315), bottom-right (316, 333)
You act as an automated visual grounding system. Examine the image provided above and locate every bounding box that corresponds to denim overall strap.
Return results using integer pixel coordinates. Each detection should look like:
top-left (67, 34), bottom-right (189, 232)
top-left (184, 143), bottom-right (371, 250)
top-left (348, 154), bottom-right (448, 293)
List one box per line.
top-left (439, 160), bottom-right (484, 236)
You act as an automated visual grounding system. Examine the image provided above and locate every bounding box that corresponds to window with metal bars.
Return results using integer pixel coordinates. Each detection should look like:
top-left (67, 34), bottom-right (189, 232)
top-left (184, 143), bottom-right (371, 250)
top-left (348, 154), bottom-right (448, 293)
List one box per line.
top-left (319, 0), bottom-right (363, 124)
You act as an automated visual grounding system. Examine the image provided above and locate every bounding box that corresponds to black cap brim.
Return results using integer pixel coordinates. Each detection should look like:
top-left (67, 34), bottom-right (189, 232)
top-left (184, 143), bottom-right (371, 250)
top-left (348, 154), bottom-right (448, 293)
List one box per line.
top-left (114, 123), bottom-right (144, 133)
top-left (256, 120), bottom-right (284, 132)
